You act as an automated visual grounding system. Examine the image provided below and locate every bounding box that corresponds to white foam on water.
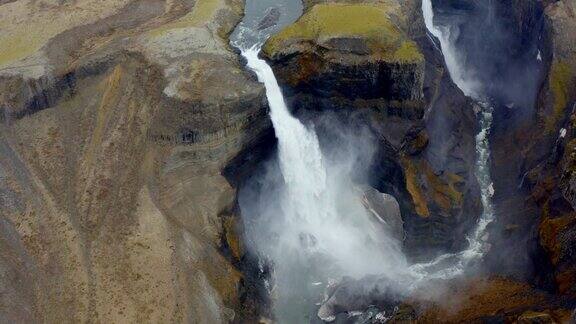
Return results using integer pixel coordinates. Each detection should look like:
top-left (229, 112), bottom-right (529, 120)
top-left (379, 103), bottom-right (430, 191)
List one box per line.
top-left (241, 43), bottom-right (410, 275)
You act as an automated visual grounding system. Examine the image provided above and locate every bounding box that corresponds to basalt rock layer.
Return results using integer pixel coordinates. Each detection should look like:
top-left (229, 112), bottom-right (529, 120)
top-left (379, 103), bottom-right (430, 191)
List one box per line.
top-left (1, 0), bottom-right (576, 322)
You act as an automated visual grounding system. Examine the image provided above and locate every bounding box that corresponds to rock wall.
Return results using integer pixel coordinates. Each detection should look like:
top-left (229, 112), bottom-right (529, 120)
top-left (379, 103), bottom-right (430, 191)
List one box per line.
top-left (520, 0), bottom-right (576, 296)
top-left (0, 0), bottom-right (269, 322)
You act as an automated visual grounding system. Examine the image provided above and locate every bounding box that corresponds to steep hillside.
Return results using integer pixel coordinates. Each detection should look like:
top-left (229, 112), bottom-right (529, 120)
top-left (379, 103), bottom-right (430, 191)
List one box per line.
top-left (0, 0), bottom-right (268, 322)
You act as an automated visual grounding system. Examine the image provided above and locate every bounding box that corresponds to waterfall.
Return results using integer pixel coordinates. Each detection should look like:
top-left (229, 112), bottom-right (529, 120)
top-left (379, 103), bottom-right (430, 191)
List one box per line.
top-left (415, 0), bottom-right (496, 275)
top-left (421, 0), bottom-right (481, 98)
top-left (237, 42), bottom-right (410, 321)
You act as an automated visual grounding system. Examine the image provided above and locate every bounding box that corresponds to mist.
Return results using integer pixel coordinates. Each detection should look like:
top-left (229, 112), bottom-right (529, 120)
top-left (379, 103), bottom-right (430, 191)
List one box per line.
top-left (237, 67), bottom-right (410, 320)
top-left (427, 0), bottom-right (546, 110)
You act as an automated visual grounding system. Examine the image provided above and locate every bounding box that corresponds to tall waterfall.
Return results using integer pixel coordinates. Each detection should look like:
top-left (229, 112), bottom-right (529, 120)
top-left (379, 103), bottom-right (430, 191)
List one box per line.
top-left (239, 44), bottom-right (410, 322)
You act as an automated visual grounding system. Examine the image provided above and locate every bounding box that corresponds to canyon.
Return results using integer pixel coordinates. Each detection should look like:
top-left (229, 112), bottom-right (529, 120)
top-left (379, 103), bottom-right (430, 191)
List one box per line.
top-left (0, 0), bottom-right (575, 323)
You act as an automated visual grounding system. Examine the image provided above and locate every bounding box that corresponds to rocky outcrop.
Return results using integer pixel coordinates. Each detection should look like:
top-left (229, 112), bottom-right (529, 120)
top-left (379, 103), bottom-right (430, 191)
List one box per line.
top-left (0, 0), bottom-right (269, 322)
top-left (262, 0), bottom-right (482, 260)
top-left (260, 0), bottom-right (576, 321)
top-left (317, 275), bottom-right (404, 322)
top-left (417, 277), bottom-right (574, 323)
top-left (361, 186), bottom-right (404, 242)
top-left (318, 275), bottom-right (575, 323)
top-left (262, 3), bottom-right (424, 106)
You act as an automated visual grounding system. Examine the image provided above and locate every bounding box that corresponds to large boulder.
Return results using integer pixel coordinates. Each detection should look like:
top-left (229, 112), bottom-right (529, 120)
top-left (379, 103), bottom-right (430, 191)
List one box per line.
top-left (317, 275), bottom-right (405, 322)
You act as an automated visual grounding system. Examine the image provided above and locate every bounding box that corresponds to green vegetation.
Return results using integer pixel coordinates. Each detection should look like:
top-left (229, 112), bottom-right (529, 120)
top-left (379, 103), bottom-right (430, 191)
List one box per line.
top-left (0, 31), bottom-right (43, 68)
top-left (393, 41), bottom-right (424, 63)
top-left (546, 60), bottom-right (574, 132)
top-left (148, 0), bottom-right (222, 37)
top-left (0, 0), bottom-right (127, 68)
top-left (263, 4), bottom-right (423, 63)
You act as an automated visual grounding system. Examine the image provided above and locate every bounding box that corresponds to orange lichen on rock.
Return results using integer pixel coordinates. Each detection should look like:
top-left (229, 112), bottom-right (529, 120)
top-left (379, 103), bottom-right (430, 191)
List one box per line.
top-left (417, 277), bottom-right (550, 323)
top-left (223, 215), bottom-right (244, 261)
top-left (539, 211), bottom-right (575, 265)
top-left (401, 156), bottom-right (464, 218)
top-left (402, 156), bottom-right (430, 217)
top-left (423, 163), bottom-right (464, 211)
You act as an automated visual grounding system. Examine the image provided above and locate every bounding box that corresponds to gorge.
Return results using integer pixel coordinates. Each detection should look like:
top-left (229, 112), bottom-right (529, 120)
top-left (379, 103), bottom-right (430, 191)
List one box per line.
top-left (0, 0), bottom-right (575, 323)
top-left (229, 0), bottom-right (500, 321)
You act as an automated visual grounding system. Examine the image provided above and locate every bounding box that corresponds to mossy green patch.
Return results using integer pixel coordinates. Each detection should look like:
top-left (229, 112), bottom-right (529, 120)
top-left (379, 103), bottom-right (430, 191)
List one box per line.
top-left (263, 4), bottom-right (422, 63)
top-left (393, 41), bottom-right (424, 63)
top-left (546, 60), bottom-right (574, 133)
top-left (148, 0), bottom-right (222, 37)
top-left (0, 0), bottom-right (130, 68)
top-left (0, 31), bottom-right (43, 68)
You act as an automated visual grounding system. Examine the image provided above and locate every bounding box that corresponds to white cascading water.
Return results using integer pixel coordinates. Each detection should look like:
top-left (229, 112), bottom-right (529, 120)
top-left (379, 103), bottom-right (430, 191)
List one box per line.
top-left (243, 45), bottom-right (407, 273)
top-left (410, 0), bottom-right (496, 278)
top-left (421, 0), bottom-right (481, 97)
top-left (240, 45), bottom-right (410, 320)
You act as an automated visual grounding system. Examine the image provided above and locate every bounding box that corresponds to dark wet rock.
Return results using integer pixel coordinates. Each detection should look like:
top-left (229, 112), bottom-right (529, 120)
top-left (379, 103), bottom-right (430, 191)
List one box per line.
top-left (388, 303), bottom-right (417, 323)
top-left (484, 0), bottom-right (576, 291)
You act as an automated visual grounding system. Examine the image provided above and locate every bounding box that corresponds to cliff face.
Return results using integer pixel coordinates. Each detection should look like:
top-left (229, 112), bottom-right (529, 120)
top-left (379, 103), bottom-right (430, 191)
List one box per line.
top-left (262, 4), bottom-right (424, 103)
top-left (0, 0), bottom-right (268, 322)
top-left (522, 0), bottom-right (576, 298)
top-left (262, 0), bottom-right (482, 260)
